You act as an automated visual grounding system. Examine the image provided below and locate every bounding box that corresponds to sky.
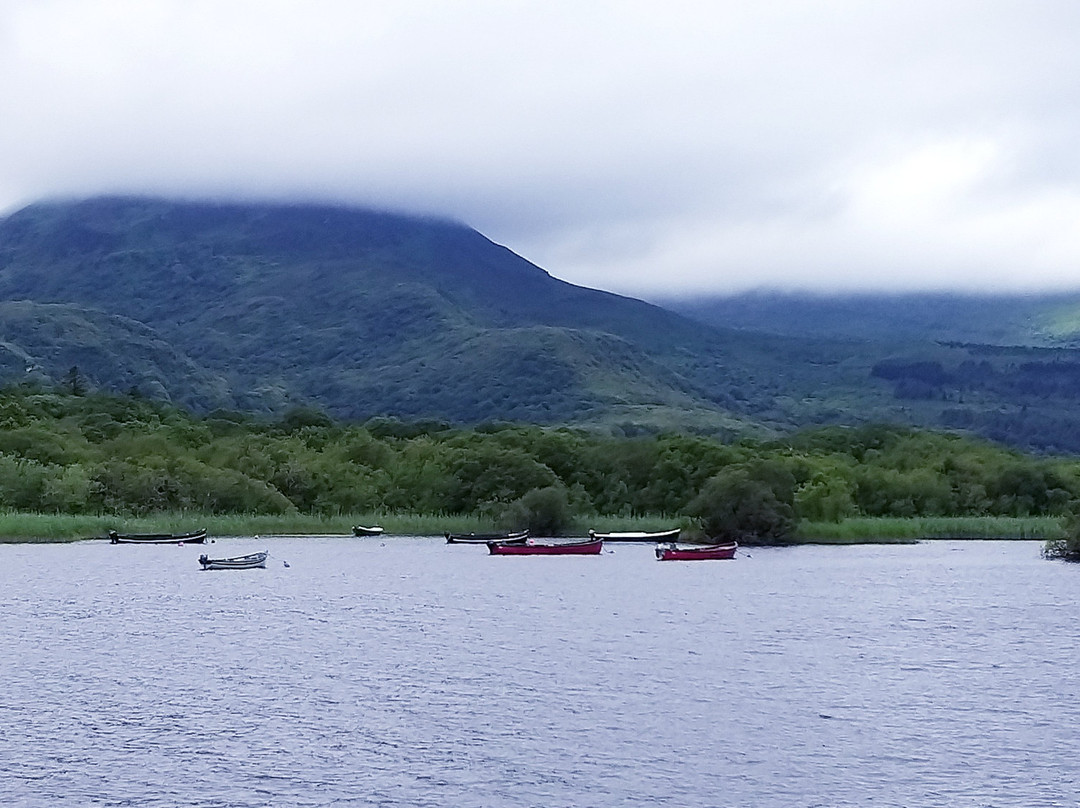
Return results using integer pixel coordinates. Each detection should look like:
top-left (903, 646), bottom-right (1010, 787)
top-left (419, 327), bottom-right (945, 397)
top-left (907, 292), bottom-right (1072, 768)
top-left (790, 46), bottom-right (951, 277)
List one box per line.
top-left (3, 0), bottom-right (1080, 298)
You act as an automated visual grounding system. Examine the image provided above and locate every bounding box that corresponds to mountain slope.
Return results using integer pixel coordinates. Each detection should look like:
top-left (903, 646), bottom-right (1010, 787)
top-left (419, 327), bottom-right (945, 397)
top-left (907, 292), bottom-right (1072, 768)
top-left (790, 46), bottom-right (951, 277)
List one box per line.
top-left (0, 197), bottom-right (783, 427)
top-left (0, 300), bottom-right (230, 407)
top-left (664, 290), bottom-right (1080, 453)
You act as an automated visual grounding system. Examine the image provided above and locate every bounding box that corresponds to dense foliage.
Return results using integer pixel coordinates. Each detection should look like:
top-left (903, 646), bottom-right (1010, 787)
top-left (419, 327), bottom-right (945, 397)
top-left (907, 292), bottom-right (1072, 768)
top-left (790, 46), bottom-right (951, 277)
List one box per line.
top-left (2, 389), bottom-right (1080, 542)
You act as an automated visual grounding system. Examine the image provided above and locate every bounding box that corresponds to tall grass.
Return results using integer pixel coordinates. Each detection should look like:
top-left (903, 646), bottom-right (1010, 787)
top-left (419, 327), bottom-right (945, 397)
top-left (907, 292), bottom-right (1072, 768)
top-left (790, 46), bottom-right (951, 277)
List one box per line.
top-left (797, 516), bottom-right (1065, 544)
top-left (0, 513), bottom-right (126, 543)
top-left (0, 511), bottom-right (481, 542)
top-left (0, 511), bottom-right (689, 543)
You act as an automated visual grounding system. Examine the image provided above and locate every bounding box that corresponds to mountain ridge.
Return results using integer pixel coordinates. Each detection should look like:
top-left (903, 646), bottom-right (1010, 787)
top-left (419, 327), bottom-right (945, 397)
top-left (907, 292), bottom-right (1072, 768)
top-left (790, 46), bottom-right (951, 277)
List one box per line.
top-left (0, 196), bottom-right (764, 428)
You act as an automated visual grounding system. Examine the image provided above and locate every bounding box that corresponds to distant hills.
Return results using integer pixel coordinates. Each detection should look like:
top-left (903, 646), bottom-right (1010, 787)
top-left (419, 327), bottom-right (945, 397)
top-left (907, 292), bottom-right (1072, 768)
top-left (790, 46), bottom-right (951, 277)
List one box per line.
top-left (666, 290), bottom-right (1080, 452)
top-left (3, 196), bottom-right (1080, 452)
top-left (664, 290), bottom-right (1080, 346)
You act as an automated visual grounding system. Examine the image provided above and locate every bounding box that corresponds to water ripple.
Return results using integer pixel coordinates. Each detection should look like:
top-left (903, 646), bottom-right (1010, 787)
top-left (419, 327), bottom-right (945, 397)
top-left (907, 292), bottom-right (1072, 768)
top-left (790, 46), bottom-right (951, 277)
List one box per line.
top-left (2, 538), bottom-right (1079, 806)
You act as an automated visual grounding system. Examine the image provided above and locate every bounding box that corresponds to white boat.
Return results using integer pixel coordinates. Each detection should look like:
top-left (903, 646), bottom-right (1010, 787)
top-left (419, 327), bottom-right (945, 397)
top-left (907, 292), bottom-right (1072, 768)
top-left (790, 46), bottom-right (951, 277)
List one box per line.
top-left (352, 525), bottom-right (385, 536)
top-left (198, 551), bottom-right (268, 570)
top-left (588, 527), bottom-right (681, 543)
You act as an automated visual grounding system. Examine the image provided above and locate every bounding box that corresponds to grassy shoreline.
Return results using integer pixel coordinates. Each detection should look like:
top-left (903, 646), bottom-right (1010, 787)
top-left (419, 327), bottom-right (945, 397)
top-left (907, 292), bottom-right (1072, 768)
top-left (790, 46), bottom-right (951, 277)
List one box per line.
top-left (0, 513), bottom-right (696, 543)
top-left (797, 516), bottom-right (1063, 543)
top-left (0, 512), bottom-right (1064, 544)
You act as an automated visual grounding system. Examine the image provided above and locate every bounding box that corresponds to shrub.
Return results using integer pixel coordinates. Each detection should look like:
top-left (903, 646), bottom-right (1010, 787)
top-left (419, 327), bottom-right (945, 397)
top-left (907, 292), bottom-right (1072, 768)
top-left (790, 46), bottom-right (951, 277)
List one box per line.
top-left (500, 485), bottom-right (573, 536)
top-left (686, 466), bottom-right (796, 544)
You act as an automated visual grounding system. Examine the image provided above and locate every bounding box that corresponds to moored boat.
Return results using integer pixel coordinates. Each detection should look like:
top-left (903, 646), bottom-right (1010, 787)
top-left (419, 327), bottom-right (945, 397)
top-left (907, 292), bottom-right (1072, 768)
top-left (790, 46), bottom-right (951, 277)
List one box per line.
top-left (487, 536), bottom-right (603, 555)
top-left (352, 525), bottom-right (385, 536)
top-left (109, 528), bottom-right (207, 545)
top-left (589, 527), bottom-right (681, 542)
top-left (199, 550), bottom-right (268, 570)
top-left (655, 541), bottom-right (737, 561)
top-left (446, 529), bottom-right (529, 544)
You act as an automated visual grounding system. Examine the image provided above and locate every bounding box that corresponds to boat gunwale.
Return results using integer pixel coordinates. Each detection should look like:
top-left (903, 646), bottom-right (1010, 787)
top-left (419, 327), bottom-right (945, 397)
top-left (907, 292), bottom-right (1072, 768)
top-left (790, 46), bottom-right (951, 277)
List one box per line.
top-left (486, 536), bottom-right (604, 555)
top-left (655, 540), bottom-right (738, 560)
top-left (446, 529), bottom-right (529, 544)
top-left (198, 550), bottom-right (268, 569)
top-left (109, 528), bottom-right (208, 544)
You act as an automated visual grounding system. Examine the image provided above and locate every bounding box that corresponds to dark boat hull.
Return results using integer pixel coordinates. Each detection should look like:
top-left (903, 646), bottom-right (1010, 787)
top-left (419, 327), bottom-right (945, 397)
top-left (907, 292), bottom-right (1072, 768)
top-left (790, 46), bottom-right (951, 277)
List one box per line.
top-left (656, 541), bottom-right (737, 561)
top-left (109, 528), bottom-right (207, 544)
top-left (447, 530), bottom-right (528, 544)
top-left (352, 525), bottom-right (385, 536)
top-left (487, 537), bottom-right (603, 555)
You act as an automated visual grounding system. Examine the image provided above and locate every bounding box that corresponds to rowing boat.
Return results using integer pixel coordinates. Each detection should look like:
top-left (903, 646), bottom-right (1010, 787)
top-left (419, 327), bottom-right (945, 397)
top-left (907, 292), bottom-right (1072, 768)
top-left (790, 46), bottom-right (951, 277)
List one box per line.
top-left (487, 536), bottom-right (603, 555)
top-left (198, 551), bottom-right (268, 570)
top-left (589, 528), bottom-right (681, 542)
top-left (655, 541), bottom-right (737, 561)
top-left (109, 528), bottom-right (207, 545)
top-left (446, 529), bottom-right (528, 544)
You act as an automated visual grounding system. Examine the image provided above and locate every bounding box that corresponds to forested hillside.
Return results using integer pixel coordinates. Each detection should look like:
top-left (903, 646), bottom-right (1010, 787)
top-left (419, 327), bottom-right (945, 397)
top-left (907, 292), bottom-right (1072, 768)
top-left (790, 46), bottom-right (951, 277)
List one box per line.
top-left (4, 197), bottom-right (1080, 453)
top-left (0, 197), bottom-right (773, 429)
top-left (0, 389), bottom-right (1076, 538)
top-left (667, 290), bottom-right (1080, 452)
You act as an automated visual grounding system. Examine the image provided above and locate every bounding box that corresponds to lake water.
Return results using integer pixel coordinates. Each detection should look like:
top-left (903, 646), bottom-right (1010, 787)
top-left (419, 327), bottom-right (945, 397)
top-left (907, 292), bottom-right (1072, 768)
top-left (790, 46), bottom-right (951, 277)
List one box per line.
top-left (1, 537), bottom-right (1078, 807)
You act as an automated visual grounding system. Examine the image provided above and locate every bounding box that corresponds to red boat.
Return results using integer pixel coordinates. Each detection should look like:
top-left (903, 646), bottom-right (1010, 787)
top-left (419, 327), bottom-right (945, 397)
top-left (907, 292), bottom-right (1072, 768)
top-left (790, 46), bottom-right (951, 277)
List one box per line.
top-left (487, 537), bottom-right (604, 556)
top-left (655, 541), bottom-right (737, 561)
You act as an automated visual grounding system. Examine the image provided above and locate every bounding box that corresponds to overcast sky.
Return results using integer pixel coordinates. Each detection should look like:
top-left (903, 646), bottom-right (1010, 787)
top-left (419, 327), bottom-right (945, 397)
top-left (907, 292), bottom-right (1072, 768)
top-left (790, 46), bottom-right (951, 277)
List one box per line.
top-left (3, 1), bottom-right (1080, 298)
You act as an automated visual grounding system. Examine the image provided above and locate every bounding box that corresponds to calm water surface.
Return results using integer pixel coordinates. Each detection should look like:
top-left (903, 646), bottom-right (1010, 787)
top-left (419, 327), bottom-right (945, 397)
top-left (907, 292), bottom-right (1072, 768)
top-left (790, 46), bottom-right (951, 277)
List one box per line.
top-left (1, 538), bottom-right (1078, 807)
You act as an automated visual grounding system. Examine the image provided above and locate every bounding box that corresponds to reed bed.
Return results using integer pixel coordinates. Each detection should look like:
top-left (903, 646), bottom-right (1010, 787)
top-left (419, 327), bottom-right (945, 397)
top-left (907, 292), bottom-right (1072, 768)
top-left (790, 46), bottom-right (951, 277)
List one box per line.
top-left (797, 516), bottom-right (1065, 544)
top-left (0, 512), bottom-right (468, 542)
top-left (0, 511), bottom-right (690, 543)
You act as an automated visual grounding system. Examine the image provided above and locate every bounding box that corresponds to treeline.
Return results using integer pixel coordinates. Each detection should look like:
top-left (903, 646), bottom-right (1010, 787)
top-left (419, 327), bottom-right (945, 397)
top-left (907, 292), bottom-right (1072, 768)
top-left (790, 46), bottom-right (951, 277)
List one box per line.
top-left (0, 388), bottom-right (1079, 539)
top-left (871, 354), bottom-right (1080, 453)
top-left (871, 354), bottom-right (1080, 401)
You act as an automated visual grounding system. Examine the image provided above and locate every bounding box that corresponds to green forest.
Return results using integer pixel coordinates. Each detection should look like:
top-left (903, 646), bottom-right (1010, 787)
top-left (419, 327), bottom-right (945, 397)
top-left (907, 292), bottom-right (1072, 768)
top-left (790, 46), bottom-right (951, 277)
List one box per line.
top-left (1, 386), bottom-right (1078, 543)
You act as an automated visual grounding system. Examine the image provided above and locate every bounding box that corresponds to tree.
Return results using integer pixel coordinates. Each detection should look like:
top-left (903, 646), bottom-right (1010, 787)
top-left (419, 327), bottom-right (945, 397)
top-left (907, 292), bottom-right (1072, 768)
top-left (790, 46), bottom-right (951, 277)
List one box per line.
top-left (42, 464), bottom-right (102, 513)
top-left (686, 466), bottom-right (796, 544)
top-left (66, 366), bottom-right (85, 396)
top-left (444, 445), bottom-right (557, 513)
top-left (279, 405), bottom-right (334, 431)
top-left (795, 472), bottom-right (855, 522)
top-left (500, 485), bottom-right (573, 536)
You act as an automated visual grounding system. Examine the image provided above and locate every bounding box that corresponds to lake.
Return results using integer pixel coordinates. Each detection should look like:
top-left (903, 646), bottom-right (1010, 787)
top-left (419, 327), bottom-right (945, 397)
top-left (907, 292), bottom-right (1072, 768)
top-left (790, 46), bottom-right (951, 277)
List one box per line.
top-left (1, 537), bottom-right (1077, 807)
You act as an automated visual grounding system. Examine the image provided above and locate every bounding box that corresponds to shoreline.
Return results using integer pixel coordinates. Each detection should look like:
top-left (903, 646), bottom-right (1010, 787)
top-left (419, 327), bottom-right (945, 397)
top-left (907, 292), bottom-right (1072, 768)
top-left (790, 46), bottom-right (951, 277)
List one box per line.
top-left (0, 512), bottom-right (1063, 544)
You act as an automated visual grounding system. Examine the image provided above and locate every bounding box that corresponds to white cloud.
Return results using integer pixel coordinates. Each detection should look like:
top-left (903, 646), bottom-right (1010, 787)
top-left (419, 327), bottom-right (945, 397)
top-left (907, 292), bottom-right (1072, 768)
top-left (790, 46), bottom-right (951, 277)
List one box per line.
top-left (3, 0), bottom-right (1080, 295)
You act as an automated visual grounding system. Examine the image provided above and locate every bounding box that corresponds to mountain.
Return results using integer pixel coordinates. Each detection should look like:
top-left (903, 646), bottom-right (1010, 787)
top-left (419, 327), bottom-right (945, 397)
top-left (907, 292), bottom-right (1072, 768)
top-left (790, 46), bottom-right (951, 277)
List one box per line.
top-left (7, 197), bottom-right (1080, 452)
top-left (0, 197), bottom-right (798, 431)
